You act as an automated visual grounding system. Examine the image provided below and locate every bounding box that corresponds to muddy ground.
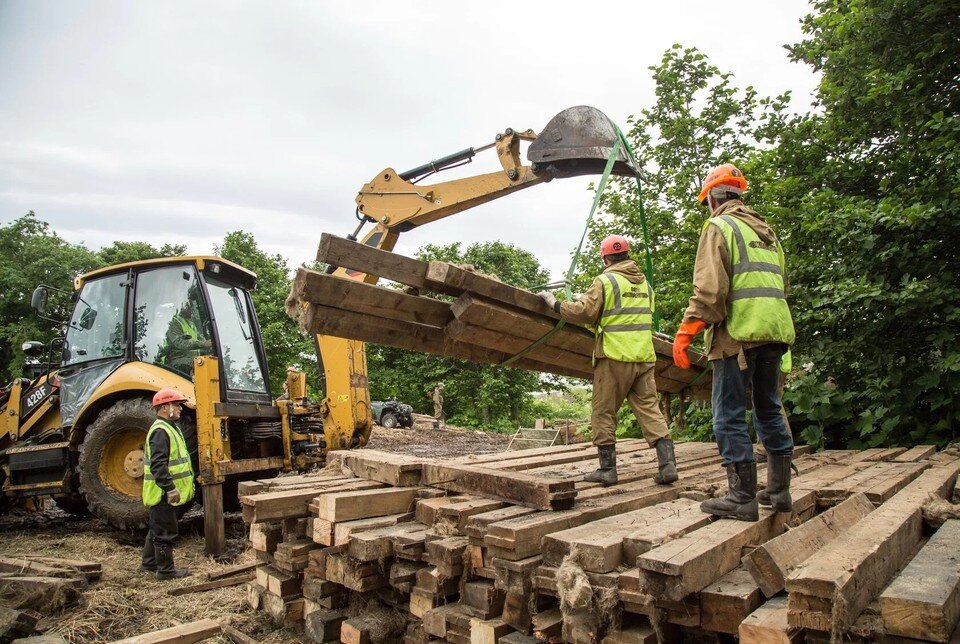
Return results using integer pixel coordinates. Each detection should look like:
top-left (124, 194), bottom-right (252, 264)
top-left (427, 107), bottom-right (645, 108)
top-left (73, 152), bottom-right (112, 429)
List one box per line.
top-left (0, 423), bottom-right (511, 643)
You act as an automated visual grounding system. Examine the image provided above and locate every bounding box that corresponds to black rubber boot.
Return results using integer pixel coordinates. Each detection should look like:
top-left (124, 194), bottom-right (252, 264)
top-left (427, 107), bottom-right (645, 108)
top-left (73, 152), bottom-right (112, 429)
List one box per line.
top-left (653, 437), bottom-right (678, 485)
top-left (757, 454), bottom-right (792, 512)
top-left (155, 544), bottom-right (190, 580)
top-left (700, 462), bottom-right (759, 521)
top-left (584, 444), bottom-right (618, 487)
top-left (140, 533), bottom-right (157, 573)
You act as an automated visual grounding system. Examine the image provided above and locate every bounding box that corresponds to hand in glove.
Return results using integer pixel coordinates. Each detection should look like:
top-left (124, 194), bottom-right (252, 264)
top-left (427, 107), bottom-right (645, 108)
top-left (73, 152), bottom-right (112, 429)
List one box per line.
top-left (673, 319), bottom-right (707, 369)
top-left (166, 488), bottom-right (181, 505)
top-left (538, 291), bottom-right (558, 311)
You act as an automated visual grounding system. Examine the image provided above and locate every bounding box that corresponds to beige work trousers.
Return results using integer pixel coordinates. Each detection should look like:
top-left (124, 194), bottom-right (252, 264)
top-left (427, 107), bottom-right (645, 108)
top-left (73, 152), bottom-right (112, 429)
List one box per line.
top-left (592, 359), bottom-right (670, 447)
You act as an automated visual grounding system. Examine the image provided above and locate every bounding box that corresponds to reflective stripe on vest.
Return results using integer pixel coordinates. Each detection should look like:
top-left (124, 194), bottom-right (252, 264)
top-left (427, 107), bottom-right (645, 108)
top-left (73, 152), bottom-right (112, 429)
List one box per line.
top-left (705, 214), bottom-right (796, 345)
top-left (597, 272), bottom-right (656, 363)
top-left (175, 315), bottom-right (199, 341)
top-left (142, 418), bottom-right (195, 507)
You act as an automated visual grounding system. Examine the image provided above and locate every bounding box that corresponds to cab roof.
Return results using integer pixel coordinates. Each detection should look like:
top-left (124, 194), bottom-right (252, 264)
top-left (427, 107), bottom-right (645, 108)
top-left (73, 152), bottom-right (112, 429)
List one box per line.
top-left (75, 256), bottom-right (258, 291)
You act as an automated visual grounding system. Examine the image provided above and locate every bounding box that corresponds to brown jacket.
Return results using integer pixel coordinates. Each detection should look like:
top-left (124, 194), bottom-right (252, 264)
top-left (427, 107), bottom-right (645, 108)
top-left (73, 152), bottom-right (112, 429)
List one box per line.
top-left (559, 259), bottom-right (651, 360)
top-left (682, 199), bottom-right (785, 360)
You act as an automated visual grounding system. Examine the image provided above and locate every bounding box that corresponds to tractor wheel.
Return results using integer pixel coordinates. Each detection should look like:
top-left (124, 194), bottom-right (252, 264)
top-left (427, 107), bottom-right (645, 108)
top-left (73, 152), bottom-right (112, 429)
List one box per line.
top-left (54, 494), bottom-right (91, 516)
top-left (380, 412), bottom-right (399, 429)
top-left (78, 398), bottom-right (196, 531)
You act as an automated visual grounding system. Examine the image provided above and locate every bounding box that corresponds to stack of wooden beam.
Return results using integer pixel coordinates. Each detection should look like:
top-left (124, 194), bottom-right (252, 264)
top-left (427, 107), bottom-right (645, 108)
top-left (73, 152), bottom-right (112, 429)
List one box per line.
top-left (241, 441), bottom-right (960, 643)
top-left (284, 234), bottom-right (711, 400)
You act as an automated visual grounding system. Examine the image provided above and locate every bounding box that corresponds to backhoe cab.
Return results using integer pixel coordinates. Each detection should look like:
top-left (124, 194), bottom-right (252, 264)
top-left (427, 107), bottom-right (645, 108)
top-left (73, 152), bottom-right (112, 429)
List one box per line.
top-left (1, 256), bottom-right (325, 555)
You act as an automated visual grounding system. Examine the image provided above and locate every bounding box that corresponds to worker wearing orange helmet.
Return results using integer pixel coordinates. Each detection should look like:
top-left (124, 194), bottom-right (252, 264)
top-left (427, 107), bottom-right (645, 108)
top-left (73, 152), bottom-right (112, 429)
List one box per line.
top-left (140, 388), bottom-right (194, 580)
top-left (674, 164), bottom-right (795, 521)
top-left (539, 235), bottom-right (677, 487)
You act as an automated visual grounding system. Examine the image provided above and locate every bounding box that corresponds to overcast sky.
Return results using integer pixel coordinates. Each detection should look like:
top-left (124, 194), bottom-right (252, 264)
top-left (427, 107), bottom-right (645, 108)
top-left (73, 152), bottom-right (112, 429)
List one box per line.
top-left (0, 1), bottom-right (820, 281)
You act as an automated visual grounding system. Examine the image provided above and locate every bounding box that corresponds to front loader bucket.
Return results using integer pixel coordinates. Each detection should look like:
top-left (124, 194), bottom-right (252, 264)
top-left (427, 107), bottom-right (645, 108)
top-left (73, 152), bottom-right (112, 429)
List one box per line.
top-left (528, 105), bottom-right (639, 178)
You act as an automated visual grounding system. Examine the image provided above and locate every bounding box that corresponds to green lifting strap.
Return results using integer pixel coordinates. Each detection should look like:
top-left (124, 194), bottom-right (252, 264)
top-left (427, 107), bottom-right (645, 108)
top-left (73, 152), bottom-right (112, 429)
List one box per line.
top-left (501, 126), bottom-right (657, 367)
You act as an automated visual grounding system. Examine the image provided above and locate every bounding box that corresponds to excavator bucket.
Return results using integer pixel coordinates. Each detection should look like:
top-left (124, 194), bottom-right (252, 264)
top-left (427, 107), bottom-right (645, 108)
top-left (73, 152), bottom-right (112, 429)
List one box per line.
top-left (527, 105), bottom-right (639, 178)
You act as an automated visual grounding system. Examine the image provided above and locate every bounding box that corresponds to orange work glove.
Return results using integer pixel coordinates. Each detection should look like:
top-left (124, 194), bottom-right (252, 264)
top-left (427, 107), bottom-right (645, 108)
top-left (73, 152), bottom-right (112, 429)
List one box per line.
top-left (673, 320), bottom-right (708, 369)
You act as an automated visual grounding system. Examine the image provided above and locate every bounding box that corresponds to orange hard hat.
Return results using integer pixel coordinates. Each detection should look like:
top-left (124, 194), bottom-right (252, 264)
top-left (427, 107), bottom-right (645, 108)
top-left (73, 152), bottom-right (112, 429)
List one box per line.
top-left (697, 164), bottom-right (748, 204)
top-left (600, 234), bottom-right (630, 257)
top-left (152, 388), bottom-right (188, 407)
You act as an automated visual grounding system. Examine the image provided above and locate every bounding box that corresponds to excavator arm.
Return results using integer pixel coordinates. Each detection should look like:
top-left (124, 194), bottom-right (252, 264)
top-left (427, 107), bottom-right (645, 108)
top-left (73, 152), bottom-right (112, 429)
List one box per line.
top-left (315, 106), bottom-right (638, 452)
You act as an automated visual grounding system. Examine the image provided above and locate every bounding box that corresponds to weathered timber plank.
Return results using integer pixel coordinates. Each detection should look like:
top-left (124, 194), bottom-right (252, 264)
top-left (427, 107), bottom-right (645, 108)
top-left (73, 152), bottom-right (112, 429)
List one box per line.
top-left (485, 486), bottom-right (682, 559)
top-left (241, 479), bottom-right (383, 523)
top-left (541, 498), bottom-right (711, 572)
top-left (893, 445), bottom-right (938, 462)
top-left (167, 572), bottom-right (255, 596)
top-left (637, 489), bottom-right (816, 601)
top-left (699, 565), bottom-right (764, 635)
top-left (315, 233), bottom-right (456, 294)
top-left (880, 519), bottom-right (960, 642)
top-left (326, 449), bottom-right (424, 486)
top-left (332, 512), bottom-right (414, 545)
top-left (421, 462), bottom-right (574, 511)
top-left (743, 492), bottom-right (874, 598)
top-left (445, 319), bottom-right (594, 374)
top-left (786, 459), bottom-right (960, 631)
top-left (292, 268), bottom-right (453, 327)
top-left (818, 461), bottom-right (928, 506)
top-left (314, 487), bottom-right (418, 522)
top-left (739, 596), bottom-right (801, 644)
top-left (109, 618), bottom-right (221, 643)
top-left (297, 302), bottom-right (591, 380)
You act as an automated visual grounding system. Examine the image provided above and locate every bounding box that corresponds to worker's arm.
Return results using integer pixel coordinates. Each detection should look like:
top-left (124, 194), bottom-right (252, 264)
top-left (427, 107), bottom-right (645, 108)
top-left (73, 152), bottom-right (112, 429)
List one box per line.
top-left (682, 224), bottom-right (731, 325)
top-left (558, 278), bottom-right (604, 326)
top-left (149, 429), bottom-right (175, 493)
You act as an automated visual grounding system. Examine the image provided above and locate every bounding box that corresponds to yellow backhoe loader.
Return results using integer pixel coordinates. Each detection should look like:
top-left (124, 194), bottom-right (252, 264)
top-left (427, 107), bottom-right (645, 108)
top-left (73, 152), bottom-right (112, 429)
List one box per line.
top-left (0, 106), bottom-right (633, 556)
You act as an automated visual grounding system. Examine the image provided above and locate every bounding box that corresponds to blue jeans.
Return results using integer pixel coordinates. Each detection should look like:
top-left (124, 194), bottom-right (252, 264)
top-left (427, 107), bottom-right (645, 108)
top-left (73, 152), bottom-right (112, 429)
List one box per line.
top-left (711, 344), bottom-right (793, 465)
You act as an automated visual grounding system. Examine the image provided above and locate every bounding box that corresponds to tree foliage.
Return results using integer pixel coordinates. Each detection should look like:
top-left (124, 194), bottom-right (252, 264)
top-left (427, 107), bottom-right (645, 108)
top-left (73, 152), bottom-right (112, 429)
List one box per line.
top-left (0, 212), bottom-right (185, 382)
top-left (215, 231), bottom-right (316, 396)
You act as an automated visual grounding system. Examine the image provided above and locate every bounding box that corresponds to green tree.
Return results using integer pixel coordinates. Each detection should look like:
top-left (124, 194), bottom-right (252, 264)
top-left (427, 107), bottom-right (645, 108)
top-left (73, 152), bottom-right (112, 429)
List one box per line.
top-left (215, 231), bottom-right (314, 396)
top-left (366, 241), bottom-right (563, 430)
top-left (0, 212), bottom-right (100, 381)
top-left (577, 45), bottom-right (790, 333)
top-left (97, 240), bottom-right (186, 265)
top-left (768, 0), bottom-right (960, 447)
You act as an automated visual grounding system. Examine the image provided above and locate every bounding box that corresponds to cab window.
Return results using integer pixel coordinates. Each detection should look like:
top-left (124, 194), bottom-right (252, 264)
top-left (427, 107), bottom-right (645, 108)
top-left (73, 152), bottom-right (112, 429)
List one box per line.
top-left (133, 267), bottom-right (213, 378)
top-left (205, 277), bottom-right (268, 394)
top-left (63, 275), bottom-right (127, 365)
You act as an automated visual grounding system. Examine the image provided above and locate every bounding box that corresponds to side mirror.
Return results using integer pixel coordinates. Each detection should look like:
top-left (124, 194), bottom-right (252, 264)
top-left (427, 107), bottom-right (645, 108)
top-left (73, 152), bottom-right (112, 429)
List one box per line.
top-left (22, 341), bottom-right (46, 357)
top-left (31, 286), bottom-right (49, 314)
top-left (78, 307), bottom-right (98, 330)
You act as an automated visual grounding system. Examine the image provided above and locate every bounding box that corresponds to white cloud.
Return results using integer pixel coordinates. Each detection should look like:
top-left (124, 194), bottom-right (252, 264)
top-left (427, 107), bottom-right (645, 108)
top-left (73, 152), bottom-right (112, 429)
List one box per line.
top-left (0, 0), bottom-right (820, 280)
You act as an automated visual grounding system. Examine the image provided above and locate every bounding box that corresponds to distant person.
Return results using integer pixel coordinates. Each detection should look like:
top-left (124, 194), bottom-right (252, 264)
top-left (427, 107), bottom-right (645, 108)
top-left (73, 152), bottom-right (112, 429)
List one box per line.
top-left (432, 382), bottom-right (445, 430)
top-left (141, 388), bottom-right (194, 580)
top-left (673, 164), bottom-right (795, 521)
top-left (539, 235), bottom-right (678, 487)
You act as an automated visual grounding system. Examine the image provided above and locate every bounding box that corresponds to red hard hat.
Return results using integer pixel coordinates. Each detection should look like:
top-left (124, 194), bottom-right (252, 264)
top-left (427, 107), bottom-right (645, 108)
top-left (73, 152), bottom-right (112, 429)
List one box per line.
top-left (600, 234), bottom-right (630, 257)
top-left (697, 163), bottom-right (748, 204)
top-left (152, 388), bottom-right (188, 407)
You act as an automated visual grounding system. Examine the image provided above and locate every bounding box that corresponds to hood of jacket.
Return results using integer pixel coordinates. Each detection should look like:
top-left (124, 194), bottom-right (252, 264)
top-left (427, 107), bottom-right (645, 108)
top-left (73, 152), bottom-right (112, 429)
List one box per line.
top-left (714, 199), bottom-right (778, 245)
top-left (602, 259), bottom-right (646, 284)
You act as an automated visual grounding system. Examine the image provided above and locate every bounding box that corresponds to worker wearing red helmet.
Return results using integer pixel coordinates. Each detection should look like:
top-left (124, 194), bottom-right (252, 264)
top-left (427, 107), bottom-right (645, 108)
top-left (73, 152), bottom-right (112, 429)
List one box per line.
top-left (674, 164), bottom-right (795, 522)
top-left (539, 235), bottom-right (677, 487)
top-left (140, 388), bottom-right (194, 580)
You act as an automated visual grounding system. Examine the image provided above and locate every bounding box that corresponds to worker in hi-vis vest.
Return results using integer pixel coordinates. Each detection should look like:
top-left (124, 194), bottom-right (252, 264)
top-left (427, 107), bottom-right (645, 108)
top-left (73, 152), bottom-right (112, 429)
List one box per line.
top-left (141, 388), bottom-right (195, 580)
top-left (673, 164), bottom-right (795, 522)
top-left (539, 235), bottom-right (677, 488)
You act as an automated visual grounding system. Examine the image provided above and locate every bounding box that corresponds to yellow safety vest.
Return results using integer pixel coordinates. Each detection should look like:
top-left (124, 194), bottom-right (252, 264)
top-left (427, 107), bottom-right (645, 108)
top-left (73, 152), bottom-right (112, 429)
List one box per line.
top-left (596, 272), bottom-right (656, 363)
top-left (142, 418), bottom-right (194, 507)
top-left (706, 214), bottom-right (796, 345)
